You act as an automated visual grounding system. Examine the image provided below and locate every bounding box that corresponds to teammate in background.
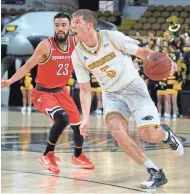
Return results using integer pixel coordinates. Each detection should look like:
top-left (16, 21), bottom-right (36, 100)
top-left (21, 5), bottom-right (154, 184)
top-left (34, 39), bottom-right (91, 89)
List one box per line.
top-left (71, 9), bottom-right (184, 189)
top-left (1, 12), bottom-right (94, 174)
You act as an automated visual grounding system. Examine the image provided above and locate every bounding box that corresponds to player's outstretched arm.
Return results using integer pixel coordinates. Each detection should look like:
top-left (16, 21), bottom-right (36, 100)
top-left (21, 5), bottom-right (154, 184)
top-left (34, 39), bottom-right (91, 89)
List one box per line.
top-left (135, 47), bottom-right (177, 74)
top-left (135, 47), bottom-right (154, 61)
top-left (71, 50), bottom-right (91, 138)
top-left (1, 40), bottom-right (50, 88)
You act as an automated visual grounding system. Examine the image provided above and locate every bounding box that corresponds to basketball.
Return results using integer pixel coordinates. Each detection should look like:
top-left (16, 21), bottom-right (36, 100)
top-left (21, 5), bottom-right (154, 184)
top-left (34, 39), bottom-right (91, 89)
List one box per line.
top-left (143, 52), bottom-right (171, 81)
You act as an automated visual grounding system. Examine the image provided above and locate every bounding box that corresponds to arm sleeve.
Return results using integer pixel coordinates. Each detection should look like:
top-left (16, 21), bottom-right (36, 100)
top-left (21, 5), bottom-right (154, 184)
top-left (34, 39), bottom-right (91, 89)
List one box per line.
top-left (71, 50), bottom-right (90, 83)
top-left (106, 30), bottom-right (139, 55)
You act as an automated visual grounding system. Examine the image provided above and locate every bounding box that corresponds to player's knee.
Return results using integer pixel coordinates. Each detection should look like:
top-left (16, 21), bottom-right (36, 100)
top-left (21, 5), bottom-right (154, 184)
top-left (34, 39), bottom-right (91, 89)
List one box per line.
top-left (54, 109), bottom-right (69, 131)
top-left (70, 124), bottom-right (84, 147)
top-left (138, 126), bottom-right (159, 143)
top-left (107, 116), bottom-right (125, 135)
top-left (48, 110), bottom-right (69, 144)
top-left (107, 117), bottom-right (119, 131)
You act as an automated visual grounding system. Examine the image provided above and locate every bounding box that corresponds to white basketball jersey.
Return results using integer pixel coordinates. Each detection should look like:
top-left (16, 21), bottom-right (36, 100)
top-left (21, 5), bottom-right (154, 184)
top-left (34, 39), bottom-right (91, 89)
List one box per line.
top-left (72, 30), bottom-right (140, 92)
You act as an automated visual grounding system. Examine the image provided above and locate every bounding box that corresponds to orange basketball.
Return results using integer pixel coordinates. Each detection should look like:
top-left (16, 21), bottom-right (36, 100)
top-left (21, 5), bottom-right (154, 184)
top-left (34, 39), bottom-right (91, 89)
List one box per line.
top-left (143, 52), bottom-right (171, 81)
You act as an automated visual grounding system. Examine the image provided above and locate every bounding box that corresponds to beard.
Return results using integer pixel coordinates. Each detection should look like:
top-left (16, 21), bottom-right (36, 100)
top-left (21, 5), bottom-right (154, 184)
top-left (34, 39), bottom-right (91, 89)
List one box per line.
top-left (54, 31), bottom-right (69, 43)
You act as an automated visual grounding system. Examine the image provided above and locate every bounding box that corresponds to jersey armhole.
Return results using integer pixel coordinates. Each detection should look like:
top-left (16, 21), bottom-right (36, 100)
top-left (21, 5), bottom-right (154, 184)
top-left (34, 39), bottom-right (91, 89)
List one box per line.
top-left (38, 39), bottom-right (52, 65)
top-left (105, 31), bottom-right (122, 52)
top-left (75, 48), bottom-right (89, 71)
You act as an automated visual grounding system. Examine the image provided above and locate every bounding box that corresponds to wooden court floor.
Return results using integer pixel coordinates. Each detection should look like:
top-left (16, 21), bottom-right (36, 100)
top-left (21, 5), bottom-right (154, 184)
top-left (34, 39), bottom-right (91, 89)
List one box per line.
top-left (1, 109), bottom-right (190, 193)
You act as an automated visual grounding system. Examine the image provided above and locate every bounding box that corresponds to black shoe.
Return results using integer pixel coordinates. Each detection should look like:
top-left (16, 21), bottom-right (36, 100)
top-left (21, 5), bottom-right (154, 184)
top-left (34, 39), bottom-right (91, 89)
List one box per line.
top-left (162, 124), bottom-right (184, 156)
top-left (141, 168), bottom-right (168, 189)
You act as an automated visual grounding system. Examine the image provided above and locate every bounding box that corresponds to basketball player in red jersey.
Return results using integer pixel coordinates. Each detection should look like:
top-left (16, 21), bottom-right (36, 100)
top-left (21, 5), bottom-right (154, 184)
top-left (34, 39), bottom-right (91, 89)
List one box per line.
top-left (1, 12), bottom-right (94, 174)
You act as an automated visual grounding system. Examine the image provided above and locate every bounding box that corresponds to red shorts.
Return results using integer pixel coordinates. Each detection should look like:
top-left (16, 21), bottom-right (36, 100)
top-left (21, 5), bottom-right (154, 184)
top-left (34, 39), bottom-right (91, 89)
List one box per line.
top-left (31, 87), bottom-right (81, 125)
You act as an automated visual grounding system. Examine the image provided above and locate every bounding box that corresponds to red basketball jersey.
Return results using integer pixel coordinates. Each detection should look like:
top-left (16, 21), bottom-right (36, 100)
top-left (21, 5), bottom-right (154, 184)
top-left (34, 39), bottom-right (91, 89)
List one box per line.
top-left (35, 36), bottom-right (75, 88)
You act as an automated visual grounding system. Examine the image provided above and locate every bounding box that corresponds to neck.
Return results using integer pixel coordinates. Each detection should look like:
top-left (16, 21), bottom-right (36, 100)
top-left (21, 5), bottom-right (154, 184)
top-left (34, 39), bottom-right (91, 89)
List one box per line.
top-left (82, 31), bottom-right (98, 47)
top-left (55, 39), bottom-right (68, 50)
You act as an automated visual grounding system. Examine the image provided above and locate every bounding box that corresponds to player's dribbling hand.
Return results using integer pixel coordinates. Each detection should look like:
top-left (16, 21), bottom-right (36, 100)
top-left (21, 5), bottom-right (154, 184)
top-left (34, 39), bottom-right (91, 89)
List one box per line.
top-left (163, 52), bottom-right (178, 75)
top-left (80, 118), bottom-right (89, 139)
top-left (1, 80), bottom-right (11, 88)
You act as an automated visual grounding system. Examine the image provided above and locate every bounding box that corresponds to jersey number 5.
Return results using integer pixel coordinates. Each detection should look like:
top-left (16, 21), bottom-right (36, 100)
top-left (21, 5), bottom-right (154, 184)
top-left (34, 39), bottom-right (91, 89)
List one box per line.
top-left (57, 64), bottom-right (69, 76)
top-left (100, 65), bottom-right (116, 78)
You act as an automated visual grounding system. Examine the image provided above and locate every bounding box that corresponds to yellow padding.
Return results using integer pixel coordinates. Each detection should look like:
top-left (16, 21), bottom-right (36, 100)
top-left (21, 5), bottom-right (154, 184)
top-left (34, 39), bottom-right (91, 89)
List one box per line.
top-left (166, 89), bottom-right (178, 95)
top-left (20, 85), bottom-right (33, 90)
top-left (157, 90), bottom-right (167, 95)
top-left (173, 83), bottom-right (182, 91)
top-left (67, 78), bottom-right (74, 86)
top-left (91, 87), bottom-right (102, 92)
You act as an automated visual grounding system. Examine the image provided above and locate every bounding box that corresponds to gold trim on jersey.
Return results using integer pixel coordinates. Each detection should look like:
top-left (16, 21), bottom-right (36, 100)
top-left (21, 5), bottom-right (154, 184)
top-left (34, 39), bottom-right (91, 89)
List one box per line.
top-left (105, 31), bottom-right (121, 52)
top-left (38, 39), bottom-right (52, 65)
top-left (79, 32), bottom-right (102, 56)
top-left (138, 124), bottom-right (160, 130)
top-left (104, 111), bottom-right (128, 124)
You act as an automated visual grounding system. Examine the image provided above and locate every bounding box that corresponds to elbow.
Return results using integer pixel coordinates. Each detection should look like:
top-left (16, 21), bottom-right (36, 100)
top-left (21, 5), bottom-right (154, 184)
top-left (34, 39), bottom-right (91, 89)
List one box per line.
top-left (79, 82), bottom-right (91, 93)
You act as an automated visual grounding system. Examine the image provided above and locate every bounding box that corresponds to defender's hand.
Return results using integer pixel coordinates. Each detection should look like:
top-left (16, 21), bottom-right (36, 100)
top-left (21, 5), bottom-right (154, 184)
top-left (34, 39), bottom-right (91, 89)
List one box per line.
top-left (163, 52), bottom-right (178, 75)
top-left (80, 118), bottom-right (89, 139)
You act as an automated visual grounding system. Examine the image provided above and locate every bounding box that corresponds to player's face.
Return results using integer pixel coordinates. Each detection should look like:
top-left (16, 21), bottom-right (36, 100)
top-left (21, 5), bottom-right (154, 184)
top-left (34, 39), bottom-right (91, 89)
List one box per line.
top-left (54, 18), bottom-right (70, 43)
top-left (71, 16), bottom-right (91, 41)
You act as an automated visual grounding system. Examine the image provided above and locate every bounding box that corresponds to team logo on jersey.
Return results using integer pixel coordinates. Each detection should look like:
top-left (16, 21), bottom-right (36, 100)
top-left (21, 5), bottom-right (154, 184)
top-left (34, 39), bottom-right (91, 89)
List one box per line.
top-left (84, 56), bottom-right (88, 60)
top-left (141, 115), bottom-right (154, 120)
top-left (37, 97), bottom-right (42, 103)
top-left (88, 52), bottom-right (116, 70)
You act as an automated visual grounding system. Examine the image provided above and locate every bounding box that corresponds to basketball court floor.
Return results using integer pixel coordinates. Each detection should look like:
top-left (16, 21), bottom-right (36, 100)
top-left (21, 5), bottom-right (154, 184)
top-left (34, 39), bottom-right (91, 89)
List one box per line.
top-left (1, 108), bottom-right (190, 193)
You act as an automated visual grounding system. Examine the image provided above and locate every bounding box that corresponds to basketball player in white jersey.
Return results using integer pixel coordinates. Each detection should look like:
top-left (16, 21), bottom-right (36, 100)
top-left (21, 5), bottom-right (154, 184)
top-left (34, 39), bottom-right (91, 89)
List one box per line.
top-left (71, 9), bottom-right (184, 189)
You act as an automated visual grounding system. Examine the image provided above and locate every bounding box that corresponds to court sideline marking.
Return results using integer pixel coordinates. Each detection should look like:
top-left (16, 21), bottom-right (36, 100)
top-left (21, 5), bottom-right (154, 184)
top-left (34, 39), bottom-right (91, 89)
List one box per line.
top-left (2, 168), bottom-right (149, 193)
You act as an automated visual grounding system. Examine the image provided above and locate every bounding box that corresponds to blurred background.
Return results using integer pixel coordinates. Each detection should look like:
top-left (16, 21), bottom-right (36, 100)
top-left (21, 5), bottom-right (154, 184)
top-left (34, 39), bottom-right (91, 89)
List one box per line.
top-left (1, 0), bottom-right (190, 118)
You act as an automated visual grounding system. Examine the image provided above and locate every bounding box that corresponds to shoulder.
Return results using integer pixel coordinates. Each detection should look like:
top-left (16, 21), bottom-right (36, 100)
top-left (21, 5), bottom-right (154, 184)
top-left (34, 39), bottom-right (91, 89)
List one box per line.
top-left (105, 30), bottom-right (123, 37)
top-left (37, 39), bottom-right (51, 50)
top-left (103, 30), bottom-right (126, 43)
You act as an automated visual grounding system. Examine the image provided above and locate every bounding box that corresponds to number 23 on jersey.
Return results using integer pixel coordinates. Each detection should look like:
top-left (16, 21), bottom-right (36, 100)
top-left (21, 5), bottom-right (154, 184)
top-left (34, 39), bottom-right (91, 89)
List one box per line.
top-left (57, 64), bottom-right (69, 76)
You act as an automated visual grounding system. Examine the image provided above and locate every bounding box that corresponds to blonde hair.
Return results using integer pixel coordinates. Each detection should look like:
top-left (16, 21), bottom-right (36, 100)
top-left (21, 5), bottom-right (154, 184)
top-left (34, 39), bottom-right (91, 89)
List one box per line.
top-left (72, 9), bottom-right (97, 29)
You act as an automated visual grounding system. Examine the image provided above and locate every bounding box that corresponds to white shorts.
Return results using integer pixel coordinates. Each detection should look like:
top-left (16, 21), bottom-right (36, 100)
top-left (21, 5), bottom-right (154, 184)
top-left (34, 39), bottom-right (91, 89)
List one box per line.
top-left (102, 77), bottom-right (160, 128)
